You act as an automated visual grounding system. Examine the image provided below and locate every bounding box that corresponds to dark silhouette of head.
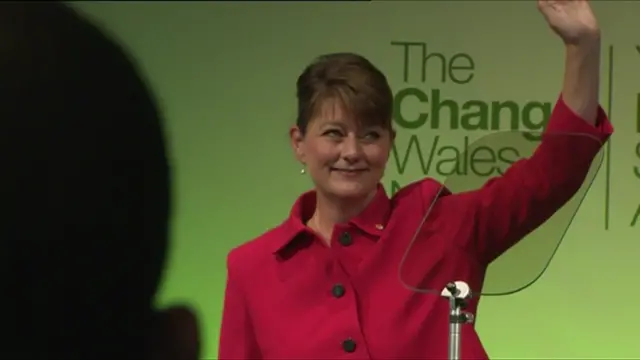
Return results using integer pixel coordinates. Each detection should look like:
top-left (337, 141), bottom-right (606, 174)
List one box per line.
top-left (0, 3), bottom-right (198, 359)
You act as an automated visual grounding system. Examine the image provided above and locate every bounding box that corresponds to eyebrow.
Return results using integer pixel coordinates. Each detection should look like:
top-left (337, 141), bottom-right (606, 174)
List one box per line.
top-left (319, 121), bottom-right (385, 130)
top-left (321, 121), bottom-right (346, 128)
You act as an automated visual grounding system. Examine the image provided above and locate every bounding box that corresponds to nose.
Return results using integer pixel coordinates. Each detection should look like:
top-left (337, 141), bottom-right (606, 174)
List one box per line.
top-left (341, 134), bottom-right (363, 164)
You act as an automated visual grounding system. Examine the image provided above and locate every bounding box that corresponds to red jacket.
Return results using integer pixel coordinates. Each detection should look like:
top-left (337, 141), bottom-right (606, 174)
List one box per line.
top-left (219, 97), bottom-right (612, 359)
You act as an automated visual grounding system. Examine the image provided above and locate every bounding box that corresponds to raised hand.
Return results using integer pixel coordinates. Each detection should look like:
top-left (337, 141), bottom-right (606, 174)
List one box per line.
top-left (537, 0), bottom-right (600, 45)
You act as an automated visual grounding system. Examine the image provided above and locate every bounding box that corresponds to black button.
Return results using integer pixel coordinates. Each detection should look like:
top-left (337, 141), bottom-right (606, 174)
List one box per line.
top-left (338, 232), bottom-right (352, 246)
top-left (342, 338), bottom-right (356, 353)
top-left (332, 284), bottom-right (345, 298)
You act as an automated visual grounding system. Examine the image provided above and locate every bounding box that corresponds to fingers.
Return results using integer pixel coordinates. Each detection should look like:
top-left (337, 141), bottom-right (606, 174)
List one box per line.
top-left (149, 305), bottom-right (201, 360)
top-left (163, 306), bottom-right (201, 360)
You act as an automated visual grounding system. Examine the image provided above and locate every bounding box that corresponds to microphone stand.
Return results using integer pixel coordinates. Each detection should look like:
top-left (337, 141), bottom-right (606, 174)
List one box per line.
top-left (441, 281), bottom-right (475, 360)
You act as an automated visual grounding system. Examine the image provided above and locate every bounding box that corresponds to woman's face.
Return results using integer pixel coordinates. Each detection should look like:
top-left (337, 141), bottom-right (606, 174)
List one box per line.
top-left (291, 100), bottom-right (394, 200)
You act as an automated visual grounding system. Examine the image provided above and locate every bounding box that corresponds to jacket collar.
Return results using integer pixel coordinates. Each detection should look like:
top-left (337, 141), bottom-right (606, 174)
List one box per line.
top-left (271, 184), bottom-right (391, 254)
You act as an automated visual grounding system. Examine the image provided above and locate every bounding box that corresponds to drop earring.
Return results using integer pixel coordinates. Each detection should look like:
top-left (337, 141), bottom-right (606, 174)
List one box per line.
top-left (300, 167), bottom-right (306, 175)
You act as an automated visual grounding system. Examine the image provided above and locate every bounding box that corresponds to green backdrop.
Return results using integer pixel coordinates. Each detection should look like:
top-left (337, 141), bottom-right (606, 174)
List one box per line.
top-left (74, 2), bottom-right (640, 359)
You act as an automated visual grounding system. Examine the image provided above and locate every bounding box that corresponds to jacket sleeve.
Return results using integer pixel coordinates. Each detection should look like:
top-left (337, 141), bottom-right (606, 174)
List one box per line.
top-left (465, 96), bottom-right (612, 264)
top-left (218, 251), bottom-right (262, 359)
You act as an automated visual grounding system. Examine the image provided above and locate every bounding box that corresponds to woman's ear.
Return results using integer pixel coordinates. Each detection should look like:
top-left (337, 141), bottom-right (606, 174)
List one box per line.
top-left (289, 125), bottom-right (305, 163)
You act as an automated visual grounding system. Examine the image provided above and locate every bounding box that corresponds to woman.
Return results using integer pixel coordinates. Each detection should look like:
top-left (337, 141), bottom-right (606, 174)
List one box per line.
top-left (219, 1), bottom-right (612, 359)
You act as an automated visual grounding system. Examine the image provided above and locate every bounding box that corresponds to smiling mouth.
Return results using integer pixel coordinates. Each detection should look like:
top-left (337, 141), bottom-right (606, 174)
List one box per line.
top-left (331, 168), bottom-right (368, 173)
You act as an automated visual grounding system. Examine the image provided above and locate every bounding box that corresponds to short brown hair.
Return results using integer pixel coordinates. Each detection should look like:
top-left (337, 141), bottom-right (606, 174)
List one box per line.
top-left (295, 52), bottom-right (393, 134)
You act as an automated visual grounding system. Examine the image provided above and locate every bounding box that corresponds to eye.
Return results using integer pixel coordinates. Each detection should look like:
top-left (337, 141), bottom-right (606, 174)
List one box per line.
top-left (362, 131), bottom-right (381, 140)
top-left (323, 129), bottom-right (343, 137)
